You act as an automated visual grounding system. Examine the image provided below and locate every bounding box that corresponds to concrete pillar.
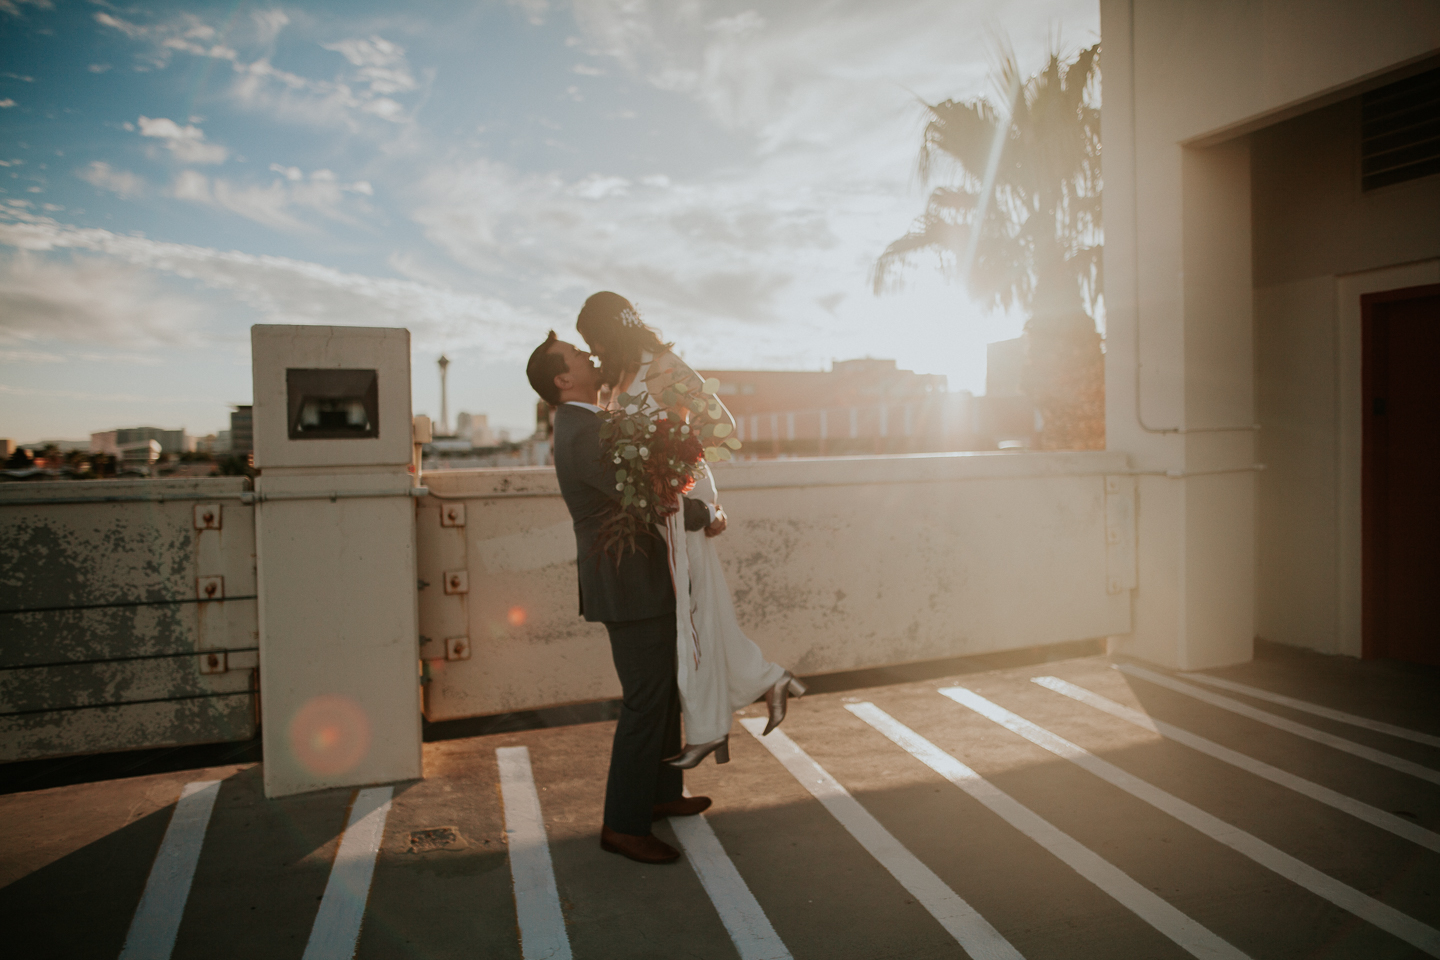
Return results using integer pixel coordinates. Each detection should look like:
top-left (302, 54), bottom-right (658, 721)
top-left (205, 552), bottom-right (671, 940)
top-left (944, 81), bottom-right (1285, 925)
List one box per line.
top-left (251, 325), bottom-right (422, 798)
top-left (1101, 1), bottom-right (1256, 669)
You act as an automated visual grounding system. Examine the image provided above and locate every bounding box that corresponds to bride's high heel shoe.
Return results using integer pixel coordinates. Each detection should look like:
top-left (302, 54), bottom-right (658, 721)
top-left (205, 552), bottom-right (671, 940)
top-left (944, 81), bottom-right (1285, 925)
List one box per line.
top-left (664, 736), bottom-right (730, 769)
top-left (763, 672), bottom-right (807, 736)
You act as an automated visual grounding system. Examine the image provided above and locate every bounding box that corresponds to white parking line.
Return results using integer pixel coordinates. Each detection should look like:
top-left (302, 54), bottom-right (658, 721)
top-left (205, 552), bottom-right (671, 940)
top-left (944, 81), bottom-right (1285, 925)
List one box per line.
top-left (118, 780), bottom-right (222, 960)
top-left (739, 717), bottom-right (1023, 960)
top-left (301, 786), bottom-right (393, 960)
top-left (1033, 676), bottom-right (1440, 853)
top-left (1176, 672), bottom-right (1440, 749)
top-left (940, 685), bottom-right (1440, 958)
top-left (1116, 664), bottom-right (1440, 786)
top-left (497, 746), bottom-right (573, 960)
top-left (846, 702), bottom-right (1250, 960)
top-left (667, 792), bottom-right (792, 960)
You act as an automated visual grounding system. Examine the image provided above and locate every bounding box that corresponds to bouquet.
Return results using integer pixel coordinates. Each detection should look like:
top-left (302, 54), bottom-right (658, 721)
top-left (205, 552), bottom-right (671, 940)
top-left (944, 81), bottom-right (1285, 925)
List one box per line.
top-left (595, 376), bottom-right (742, 563)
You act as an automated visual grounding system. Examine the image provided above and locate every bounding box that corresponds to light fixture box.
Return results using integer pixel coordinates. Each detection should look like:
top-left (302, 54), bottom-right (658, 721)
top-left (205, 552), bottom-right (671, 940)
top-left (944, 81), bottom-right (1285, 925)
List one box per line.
top-left (251, 325), bottom-right (411, 470)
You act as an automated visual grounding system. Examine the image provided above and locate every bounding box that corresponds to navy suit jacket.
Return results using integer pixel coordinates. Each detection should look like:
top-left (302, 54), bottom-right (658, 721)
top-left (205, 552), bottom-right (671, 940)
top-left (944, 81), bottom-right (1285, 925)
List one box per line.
top-left (552, 403), bottom-right (709, 623)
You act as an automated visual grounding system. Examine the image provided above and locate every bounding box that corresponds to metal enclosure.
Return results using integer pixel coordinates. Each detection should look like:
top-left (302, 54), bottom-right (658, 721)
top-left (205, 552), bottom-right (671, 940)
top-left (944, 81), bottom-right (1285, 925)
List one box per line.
top-left (0, 478), bottom-right (258, 762)
top-left (251, 324), bottom-right (422, 798)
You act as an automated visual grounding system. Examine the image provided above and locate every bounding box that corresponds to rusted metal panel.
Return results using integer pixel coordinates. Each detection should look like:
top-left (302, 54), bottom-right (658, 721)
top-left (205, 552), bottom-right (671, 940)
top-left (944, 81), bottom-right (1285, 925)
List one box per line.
top-left (0, 656), bottom-right (253, 715)
top-left (0, 695), bottom-right (256, 763)
top-left (0, 478), bottom-right (259, 761)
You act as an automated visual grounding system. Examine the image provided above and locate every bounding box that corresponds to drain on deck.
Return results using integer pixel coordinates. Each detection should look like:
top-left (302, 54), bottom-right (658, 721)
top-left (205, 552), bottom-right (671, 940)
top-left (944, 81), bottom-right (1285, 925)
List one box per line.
top-left (407, 826), bottom-right (463, 853)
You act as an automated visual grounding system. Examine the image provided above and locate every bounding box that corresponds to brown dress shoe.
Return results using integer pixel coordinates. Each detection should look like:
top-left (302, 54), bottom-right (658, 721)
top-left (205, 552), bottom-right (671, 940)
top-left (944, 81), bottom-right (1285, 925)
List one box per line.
top-left (600, 824), bottom-right (681, 864)
top-left (652, 796), bottom-right (712, 820)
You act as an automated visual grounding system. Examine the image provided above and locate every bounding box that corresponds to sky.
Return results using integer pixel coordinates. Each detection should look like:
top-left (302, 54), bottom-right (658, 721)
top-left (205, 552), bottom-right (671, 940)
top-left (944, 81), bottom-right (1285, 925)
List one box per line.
top-left (0, 0), bottom-right (1098, 442)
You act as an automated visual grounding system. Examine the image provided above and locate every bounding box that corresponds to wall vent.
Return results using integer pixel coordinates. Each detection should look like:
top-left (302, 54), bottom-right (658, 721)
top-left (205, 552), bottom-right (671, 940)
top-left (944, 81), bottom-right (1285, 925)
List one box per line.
top-left (1361, 65), bottom-right (1440, 191)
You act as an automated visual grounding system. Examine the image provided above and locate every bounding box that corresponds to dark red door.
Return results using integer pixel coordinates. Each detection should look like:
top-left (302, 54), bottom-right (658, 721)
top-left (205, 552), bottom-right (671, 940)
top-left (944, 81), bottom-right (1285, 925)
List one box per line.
top-left (1363, 283), bottom-right (1440, 665)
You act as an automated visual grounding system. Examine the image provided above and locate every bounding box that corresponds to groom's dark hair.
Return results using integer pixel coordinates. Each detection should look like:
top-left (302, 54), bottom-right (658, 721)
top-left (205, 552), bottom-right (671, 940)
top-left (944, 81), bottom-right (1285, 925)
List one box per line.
top-left (526, 330), bottom-right (566, 406)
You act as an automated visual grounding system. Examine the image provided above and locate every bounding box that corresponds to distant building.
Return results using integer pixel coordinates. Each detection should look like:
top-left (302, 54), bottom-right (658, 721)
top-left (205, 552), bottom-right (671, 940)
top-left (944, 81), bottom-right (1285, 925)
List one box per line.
top-left (93, 427), bottom-right (191, 456)
top-left (982, 338), bottom-right (1041, 450)
top-left (118, 439), bottom-right (162, 470)
top-left (90, 431), bottom-right (118, 456)
top-left (455, 411), bottom-right (498, 448)
top-left (696, 358), bottom-right (980, 456)
top-left (229, 406), bottom-right (253, 457)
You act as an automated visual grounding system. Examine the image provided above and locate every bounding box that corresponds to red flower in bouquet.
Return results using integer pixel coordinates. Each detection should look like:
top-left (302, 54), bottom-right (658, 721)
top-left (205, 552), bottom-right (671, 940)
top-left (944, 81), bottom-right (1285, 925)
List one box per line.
top-left (594, 378), bottom-right (742, 563)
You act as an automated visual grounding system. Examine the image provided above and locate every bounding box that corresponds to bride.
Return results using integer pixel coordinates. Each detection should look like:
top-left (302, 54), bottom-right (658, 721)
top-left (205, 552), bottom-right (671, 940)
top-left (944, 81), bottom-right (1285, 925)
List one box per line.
top-left (576, 291), bottom-right (806, 768)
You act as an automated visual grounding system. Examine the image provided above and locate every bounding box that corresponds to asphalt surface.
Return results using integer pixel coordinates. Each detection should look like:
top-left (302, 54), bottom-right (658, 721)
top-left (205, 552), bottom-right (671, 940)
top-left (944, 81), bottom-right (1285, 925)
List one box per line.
top-left (2, 642), bottom-right (1437, 959)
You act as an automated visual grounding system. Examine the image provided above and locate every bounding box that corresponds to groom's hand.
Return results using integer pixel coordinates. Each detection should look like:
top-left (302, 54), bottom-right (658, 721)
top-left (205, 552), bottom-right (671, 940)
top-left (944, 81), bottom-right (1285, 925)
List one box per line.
top-left (705, 506), bottom-right (727, 538)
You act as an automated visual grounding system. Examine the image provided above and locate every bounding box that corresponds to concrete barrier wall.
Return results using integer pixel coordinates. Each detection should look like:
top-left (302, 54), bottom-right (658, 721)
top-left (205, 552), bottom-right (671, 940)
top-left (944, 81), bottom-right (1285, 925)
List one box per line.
top-left (0, 478), bottom-right (258, 762)
top-left (418, 451), bottom-right (1134, 721)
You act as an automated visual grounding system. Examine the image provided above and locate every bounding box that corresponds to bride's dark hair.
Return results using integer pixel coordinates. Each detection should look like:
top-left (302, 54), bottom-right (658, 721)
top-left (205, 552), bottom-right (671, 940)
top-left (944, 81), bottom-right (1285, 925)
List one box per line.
top-left (575, 291), bottom-right (673, 388)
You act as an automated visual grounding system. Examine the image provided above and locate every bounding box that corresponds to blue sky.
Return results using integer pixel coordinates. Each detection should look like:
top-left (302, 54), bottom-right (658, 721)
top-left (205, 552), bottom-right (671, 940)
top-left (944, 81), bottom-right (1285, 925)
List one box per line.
top-left (0, 0), bottom-right (1097, 442)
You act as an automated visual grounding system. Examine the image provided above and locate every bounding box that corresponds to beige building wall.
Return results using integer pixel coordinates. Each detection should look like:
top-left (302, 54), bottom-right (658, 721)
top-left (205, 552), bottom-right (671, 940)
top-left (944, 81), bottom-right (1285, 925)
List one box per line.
top-left (1100, 0), bottom-right (1440, 668)
top-left (1252, 94), bottom-right (1440, 657)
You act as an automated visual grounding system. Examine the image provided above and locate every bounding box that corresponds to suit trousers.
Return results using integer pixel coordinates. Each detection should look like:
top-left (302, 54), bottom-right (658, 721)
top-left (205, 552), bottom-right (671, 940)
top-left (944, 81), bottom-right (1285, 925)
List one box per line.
top-left (603, 614), bottom-right (684, 835)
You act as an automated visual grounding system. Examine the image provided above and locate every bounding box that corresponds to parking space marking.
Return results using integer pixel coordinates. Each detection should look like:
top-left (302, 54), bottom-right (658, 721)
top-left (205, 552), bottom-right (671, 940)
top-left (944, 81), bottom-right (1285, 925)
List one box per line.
top-left (739, 717), bottom-right (1024, 960)
top-left (941, 686), bottom-right (1440, 957)
top-left (1116, 664), bottom-right (1440, 786)
top-left (667, 791), bottom-right (792, 960)
top-left (1033, 676), bottom-right (1440, 852)
top-left (497, 746), bottom-right (573, 960)
top-left (301, 786), bottom-right (393, 960)
top-left (118, 780), bottom-right (221, 960)
top-left (848, 702), bottom-right (1251, 960)
top-left (1176, 672), bottom-right (1440, 749)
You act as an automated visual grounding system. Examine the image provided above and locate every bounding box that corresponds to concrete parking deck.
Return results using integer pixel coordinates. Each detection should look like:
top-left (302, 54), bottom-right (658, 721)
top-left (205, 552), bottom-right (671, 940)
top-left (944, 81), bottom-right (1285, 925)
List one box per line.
top-left (2, 642), bottom-right (1438, 960)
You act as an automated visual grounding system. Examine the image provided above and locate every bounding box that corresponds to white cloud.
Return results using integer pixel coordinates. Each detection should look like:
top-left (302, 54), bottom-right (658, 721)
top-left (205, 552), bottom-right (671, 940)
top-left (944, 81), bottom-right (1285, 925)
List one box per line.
top-left (0, 0), bottom-right (49, 15)
top-left (172, 167), bottom-right (373, 232)
top-left (0, 99), bottom-right (14, 108)
top-left (0, 208), bottom-right (547, 360)
top-left (88, 63), bottom-right (112, 73)
top-left (97, 11), bottom-right (420, 131)
top-left (0, 249), bottom-right (205, 346)
top-left (252, 8), bottom-right (289, 45)
top-left (137, 115), bottom-right (229, 164)
top-left (508, 0), bottom-right (550, 26)
top-left (77, 161), bottom-right (145, 199)
top-left (0, 348), bottom-right (64, 363)
top-left (172, 169), bottom-right (211, 202)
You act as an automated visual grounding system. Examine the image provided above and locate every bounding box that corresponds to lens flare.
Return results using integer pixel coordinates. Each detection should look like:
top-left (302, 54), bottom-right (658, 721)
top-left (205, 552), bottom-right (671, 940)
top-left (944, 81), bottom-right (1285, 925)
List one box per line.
top-left (289, 694), bottom-right (371, 776)
top-left (507, 605), bottom-right (527, 627)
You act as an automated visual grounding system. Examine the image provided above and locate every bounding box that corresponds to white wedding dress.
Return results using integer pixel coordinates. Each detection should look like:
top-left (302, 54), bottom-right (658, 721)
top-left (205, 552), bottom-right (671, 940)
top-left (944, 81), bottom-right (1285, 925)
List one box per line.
top-left (628, 351), bottom-right (787, 744)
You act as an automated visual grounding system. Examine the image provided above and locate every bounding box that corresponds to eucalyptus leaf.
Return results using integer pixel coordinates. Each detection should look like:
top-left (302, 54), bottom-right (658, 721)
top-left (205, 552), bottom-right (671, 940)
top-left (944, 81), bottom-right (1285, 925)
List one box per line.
top-left (712, 423), bottom-right (732, 438)
top-left (724, 437), bottom-right (742, 449)
top-left (701, 378), bottom-right (720, 395)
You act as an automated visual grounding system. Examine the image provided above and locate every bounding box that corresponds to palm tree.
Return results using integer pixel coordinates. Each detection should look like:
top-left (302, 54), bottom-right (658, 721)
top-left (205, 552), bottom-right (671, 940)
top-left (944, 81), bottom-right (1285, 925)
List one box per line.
top-left (874, 43), bottom-right (1103, 450)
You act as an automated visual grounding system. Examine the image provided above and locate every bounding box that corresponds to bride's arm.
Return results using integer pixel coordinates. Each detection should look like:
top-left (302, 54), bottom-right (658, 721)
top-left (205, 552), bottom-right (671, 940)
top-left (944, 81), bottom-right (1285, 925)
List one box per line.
top-left (645, 349), bottom-right (741, 490)
top-left (644, 350), bottom-right (736, 430)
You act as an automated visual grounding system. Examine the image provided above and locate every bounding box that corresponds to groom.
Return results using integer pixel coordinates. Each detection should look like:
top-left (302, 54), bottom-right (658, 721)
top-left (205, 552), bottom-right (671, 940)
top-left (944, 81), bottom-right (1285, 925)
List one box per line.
top-left (526, 330), bottom-right (722, 864)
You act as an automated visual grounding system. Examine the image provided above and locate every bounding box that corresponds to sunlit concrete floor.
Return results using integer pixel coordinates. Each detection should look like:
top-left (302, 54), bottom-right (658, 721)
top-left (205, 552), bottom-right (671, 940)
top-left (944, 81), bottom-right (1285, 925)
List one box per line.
top-left (2, 642), bottom-right (1438, 960)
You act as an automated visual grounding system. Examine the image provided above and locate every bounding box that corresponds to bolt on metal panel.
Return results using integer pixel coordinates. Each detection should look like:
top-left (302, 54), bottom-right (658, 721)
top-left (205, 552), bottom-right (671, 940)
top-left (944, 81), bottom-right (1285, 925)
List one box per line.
top-left (194, 504), bottom-right (223, 530)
